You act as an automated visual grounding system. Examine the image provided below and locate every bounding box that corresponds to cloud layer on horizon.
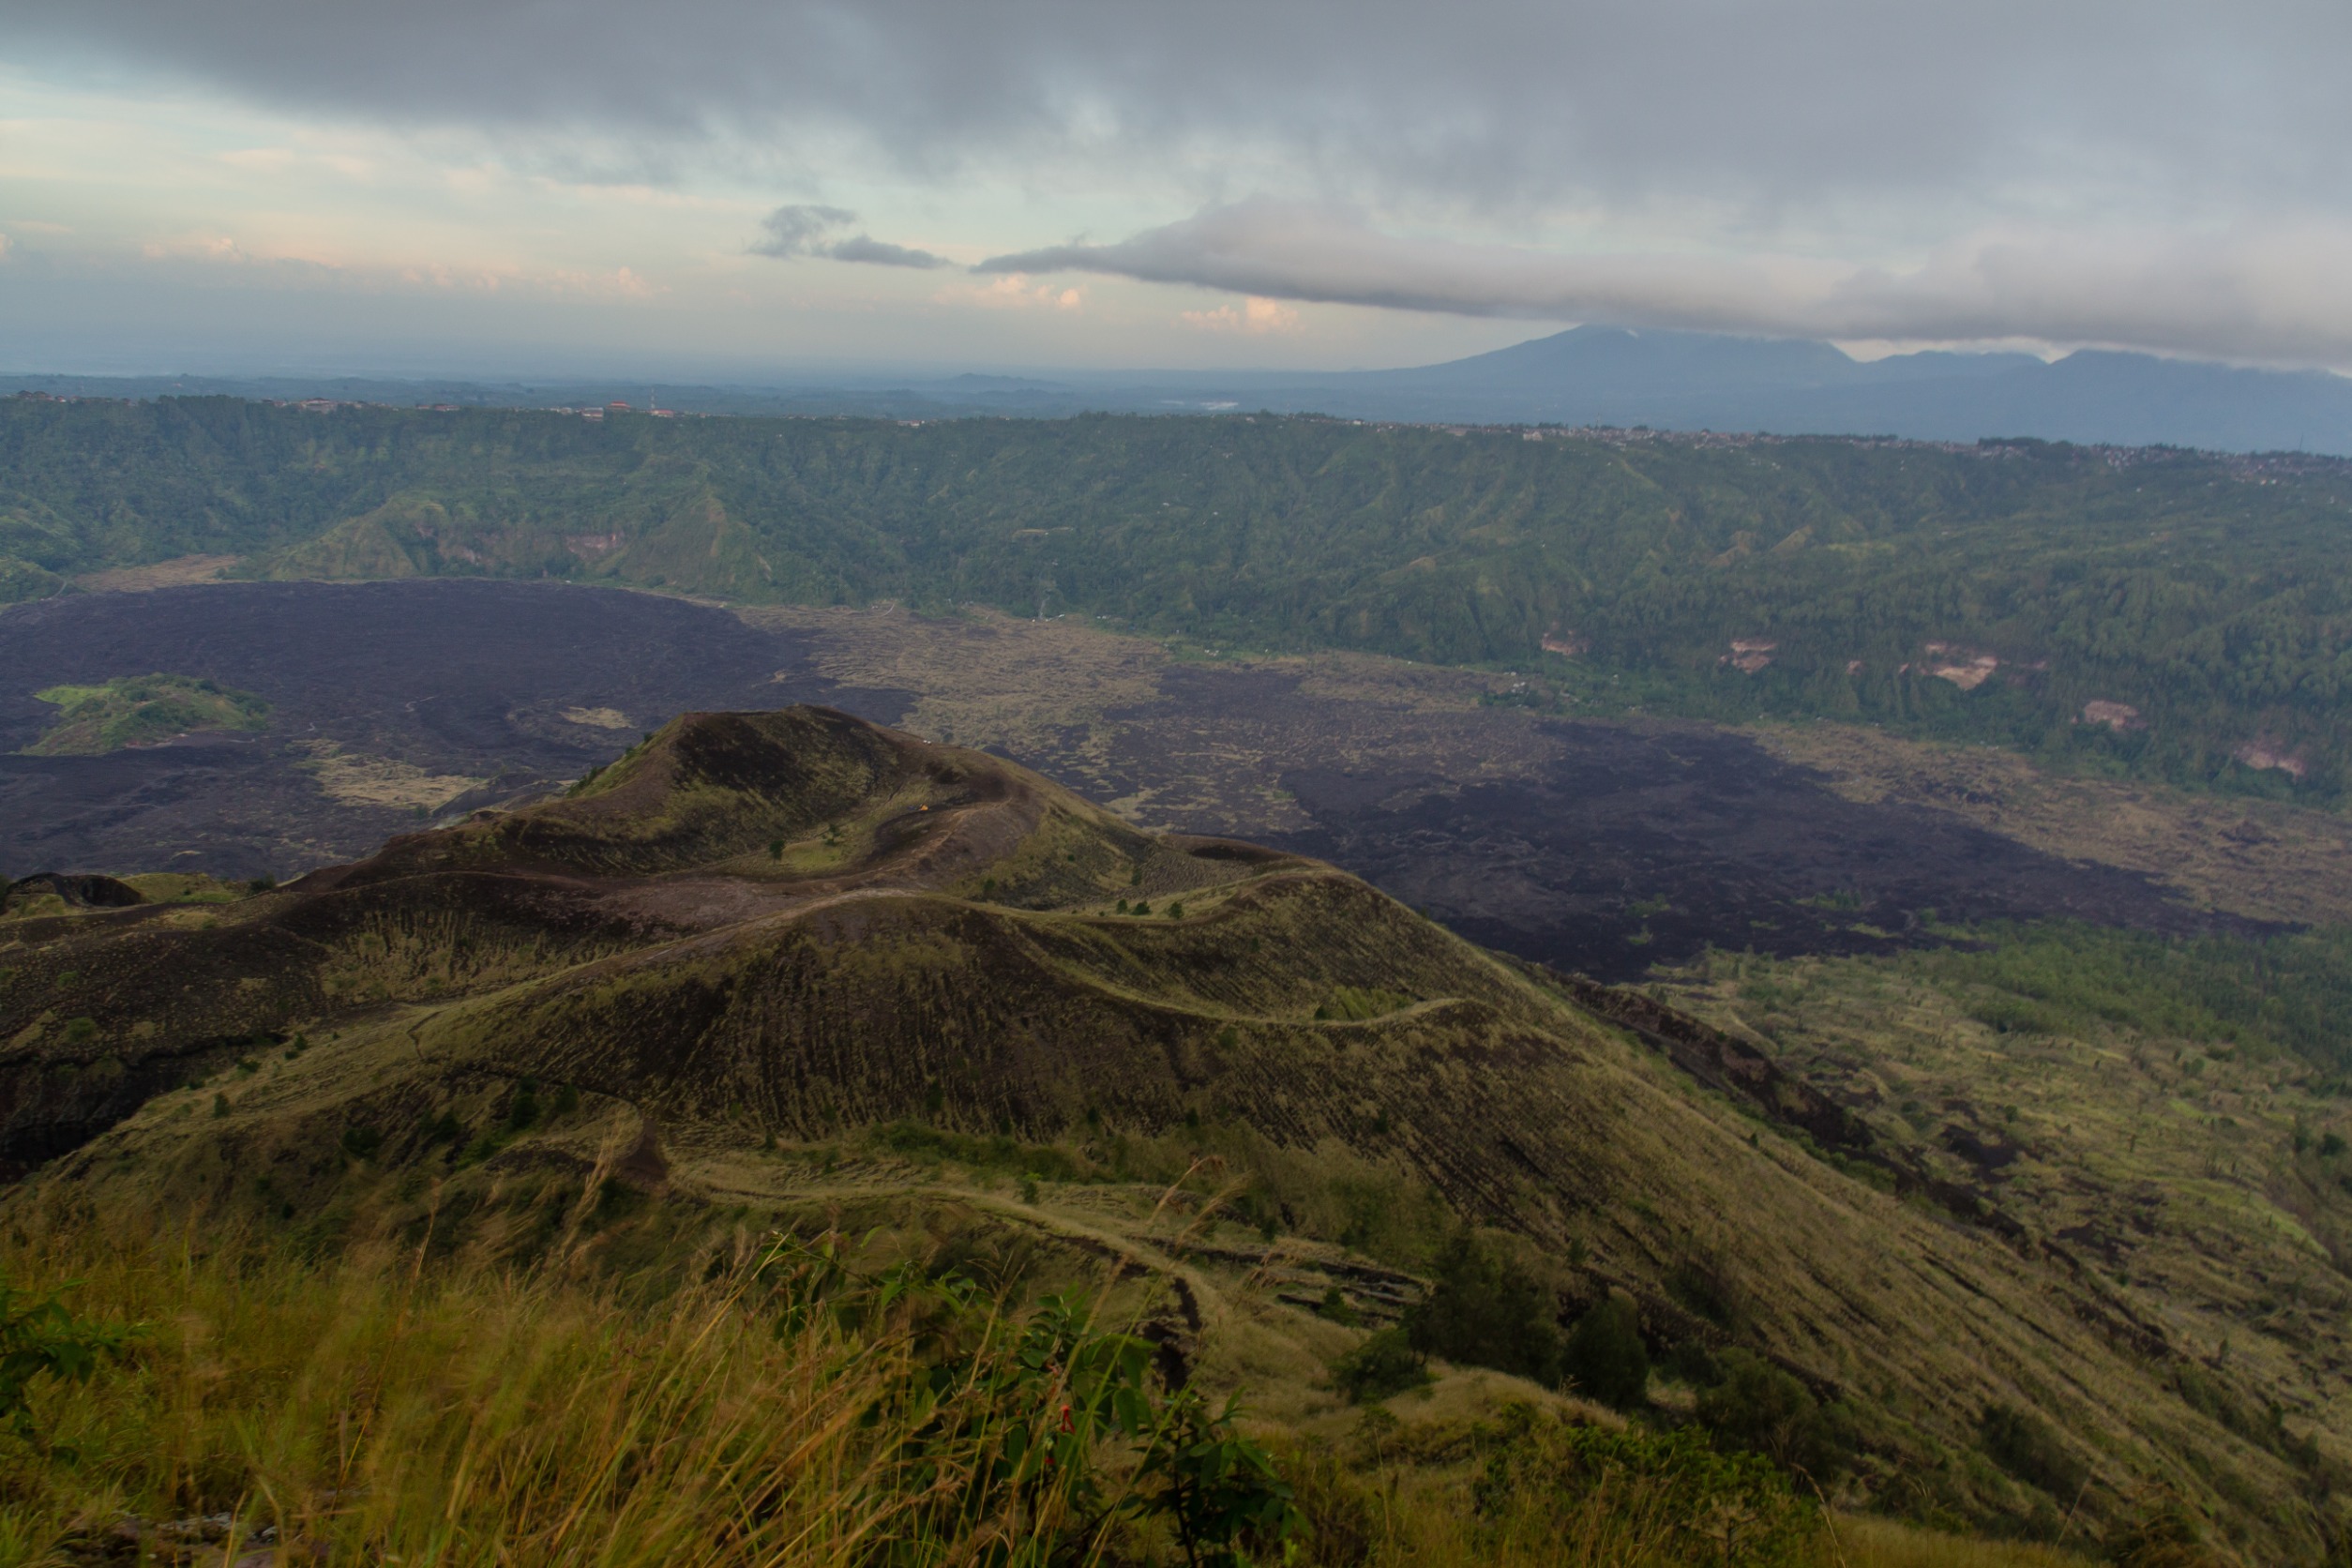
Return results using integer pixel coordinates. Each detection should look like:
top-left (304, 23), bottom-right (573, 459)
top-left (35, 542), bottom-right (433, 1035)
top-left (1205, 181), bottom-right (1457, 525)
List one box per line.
top-left (983, 202), bottom-right (2352, 367)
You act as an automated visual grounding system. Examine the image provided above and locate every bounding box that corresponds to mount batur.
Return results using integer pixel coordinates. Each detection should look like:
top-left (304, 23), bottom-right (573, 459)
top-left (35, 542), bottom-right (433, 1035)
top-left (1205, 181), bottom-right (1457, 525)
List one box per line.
top-left (0, 700), bottom-right (2331, 1563)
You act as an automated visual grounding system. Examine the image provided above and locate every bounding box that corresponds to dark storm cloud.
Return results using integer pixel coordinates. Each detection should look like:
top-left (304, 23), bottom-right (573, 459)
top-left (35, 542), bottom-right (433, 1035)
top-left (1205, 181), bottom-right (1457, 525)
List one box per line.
top-left (750, 204), bottom-right (947, 267)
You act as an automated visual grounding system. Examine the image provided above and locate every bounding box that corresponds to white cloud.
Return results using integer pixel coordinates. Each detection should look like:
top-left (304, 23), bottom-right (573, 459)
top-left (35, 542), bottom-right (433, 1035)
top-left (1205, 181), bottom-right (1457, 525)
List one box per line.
top-left (939, 273), bottom-right (1084, 312)
top-left (1179, 295), bottom-right (1300, 334)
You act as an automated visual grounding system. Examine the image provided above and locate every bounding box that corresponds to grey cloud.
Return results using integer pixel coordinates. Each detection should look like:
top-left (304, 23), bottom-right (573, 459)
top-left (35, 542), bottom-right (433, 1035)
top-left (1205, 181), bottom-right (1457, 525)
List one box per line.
top-left (749, 204), bottom-right (856, 257)
top-left (822, 234), bottom-right (948, 269)
top-left (750, 204), bottom-right (947, 268)
top-left (20, 0), bottom-right (2352, 364)
top-left (985, 201), bottom-right (2352, 368)
top-left (13, 0), bottom-right (2352, 219)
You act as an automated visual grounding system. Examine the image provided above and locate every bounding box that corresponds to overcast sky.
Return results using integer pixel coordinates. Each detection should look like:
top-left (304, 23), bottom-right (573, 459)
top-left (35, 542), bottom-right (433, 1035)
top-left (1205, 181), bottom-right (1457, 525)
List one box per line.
top-left (6, 0), bottom-right (2350, 377)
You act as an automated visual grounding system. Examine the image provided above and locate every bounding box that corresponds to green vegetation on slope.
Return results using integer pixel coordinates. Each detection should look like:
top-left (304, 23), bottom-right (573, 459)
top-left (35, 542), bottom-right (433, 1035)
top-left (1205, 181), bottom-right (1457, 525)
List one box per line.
top-left (1894, 921), bottom-right (2352, 1077)
top-left (1656, 926), bottom-right (2352, 1560)
top-left (4, 398), bottom-right (2350, 796)
top-left (23, 672), bottom-right (268, 755)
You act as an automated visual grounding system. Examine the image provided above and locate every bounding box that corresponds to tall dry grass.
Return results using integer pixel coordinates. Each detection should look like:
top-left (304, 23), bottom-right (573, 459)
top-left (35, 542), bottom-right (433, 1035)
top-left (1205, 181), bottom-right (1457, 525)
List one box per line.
top-left (0, 1222), bottom-right (996, 1567)
top-left (0, 1218), bottom-right (2101, 1568)
top-left (1827, 1514), bottom-right (2099, 1568)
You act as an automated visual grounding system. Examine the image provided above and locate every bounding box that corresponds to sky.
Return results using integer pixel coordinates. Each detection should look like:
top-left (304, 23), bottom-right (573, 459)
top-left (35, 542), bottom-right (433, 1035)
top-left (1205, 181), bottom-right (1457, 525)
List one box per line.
top-left (6, 0), bottom-right (2352, 380)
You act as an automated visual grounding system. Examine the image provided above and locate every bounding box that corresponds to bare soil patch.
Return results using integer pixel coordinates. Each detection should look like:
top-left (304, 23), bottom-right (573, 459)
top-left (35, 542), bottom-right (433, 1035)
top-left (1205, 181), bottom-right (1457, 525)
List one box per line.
top-left (296, 741), bottom-right (487, 811)
top-left (71, 554), bottom-right (240, 593)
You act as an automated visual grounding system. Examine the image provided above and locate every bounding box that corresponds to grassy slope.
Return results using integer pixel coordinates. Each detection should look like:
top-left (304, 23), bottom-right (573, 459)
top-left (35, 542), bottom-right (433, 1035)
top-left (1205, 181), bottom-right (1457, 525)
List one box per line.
top-left (1654, 933), bottom-right (2352, 1561)
top-left (0, 708), bottom-right (2329, 1558)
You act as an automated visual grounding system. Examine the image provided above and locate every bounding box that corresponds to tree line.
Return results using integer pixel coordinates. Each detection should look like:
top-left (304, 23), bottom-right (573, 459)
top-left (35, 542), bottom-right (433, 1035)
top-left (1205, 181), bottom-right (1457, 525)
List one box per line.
top-left (4, 396), bottom-right (2348, 796)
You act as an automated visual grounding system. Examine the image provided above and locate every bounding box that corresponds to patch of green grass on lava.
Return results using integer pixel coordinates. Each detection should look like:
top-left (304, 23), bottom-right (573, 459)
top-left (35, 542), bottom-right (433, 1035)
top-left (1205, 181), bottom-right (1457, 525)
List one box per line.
top-left (24, 673), bottom-right (269, 755)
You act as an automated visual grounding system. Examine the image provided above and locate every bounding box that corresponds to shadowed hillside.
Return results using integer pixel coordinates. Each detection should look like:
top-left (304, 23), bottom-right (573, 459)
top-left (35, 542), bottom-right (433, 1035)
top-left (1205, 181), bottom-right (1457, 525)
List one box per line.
top-left (0, 706), bottom-right (2340, 1557)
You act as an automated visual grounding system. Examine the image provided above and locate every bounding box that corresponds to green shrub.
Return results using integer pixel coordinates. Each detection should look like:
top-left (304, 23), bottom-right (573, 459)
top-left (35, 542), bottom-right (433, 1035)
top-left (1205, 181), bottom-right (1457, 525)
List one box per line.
top-left (1404, 1231), bottom-right (1561, 1385)
top-left (1696, 1349), bottom-right (1858, 1484)
top-left (1560, 1295), bottom-right (1649, 1410)
top-left (1330, 1326), bottom-right (1428, 1404)
top-left (340, 1125), bottom-right (384, 1161)
top-left (60, 1018), bottom-right (98, 1046)
top-left (1470, 1416), bottom-right (1816, 1567)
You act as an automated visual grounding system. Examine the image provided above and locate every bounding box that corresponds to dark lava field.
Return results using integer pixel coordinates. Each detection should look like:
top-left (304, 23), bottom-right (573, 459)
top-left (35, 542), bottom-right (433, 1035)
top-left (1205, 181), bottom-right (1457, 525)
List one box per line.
top-left (1, 580), bottom-right (2239, 979)
top-left (1267, 727), bottom-right (2239, 979)
top-left (0, 581), bottom-right (912, 882)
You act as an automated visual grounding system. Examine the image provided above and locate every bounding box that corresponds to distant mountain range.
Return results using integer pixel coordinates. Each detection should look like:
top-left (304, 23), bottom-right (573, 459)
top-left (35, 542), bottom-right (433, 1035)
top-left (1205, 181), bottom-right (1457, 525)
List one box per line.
top-left (10, 325), bottom-right (2352, 453)
top-left (1278, 327), bottom-right (2352, 453)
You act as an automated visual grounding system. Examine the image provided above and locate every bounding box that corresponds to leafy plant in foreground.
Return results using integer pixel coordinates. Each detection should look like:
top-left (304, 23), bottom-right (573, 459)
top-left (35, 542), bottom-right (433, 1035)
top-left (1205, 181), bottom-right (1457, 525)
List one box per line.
top-left (0, 1273), bottom-right (139, 1454)
top-left (1138, 1385), bottom-right (1301, 1567)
